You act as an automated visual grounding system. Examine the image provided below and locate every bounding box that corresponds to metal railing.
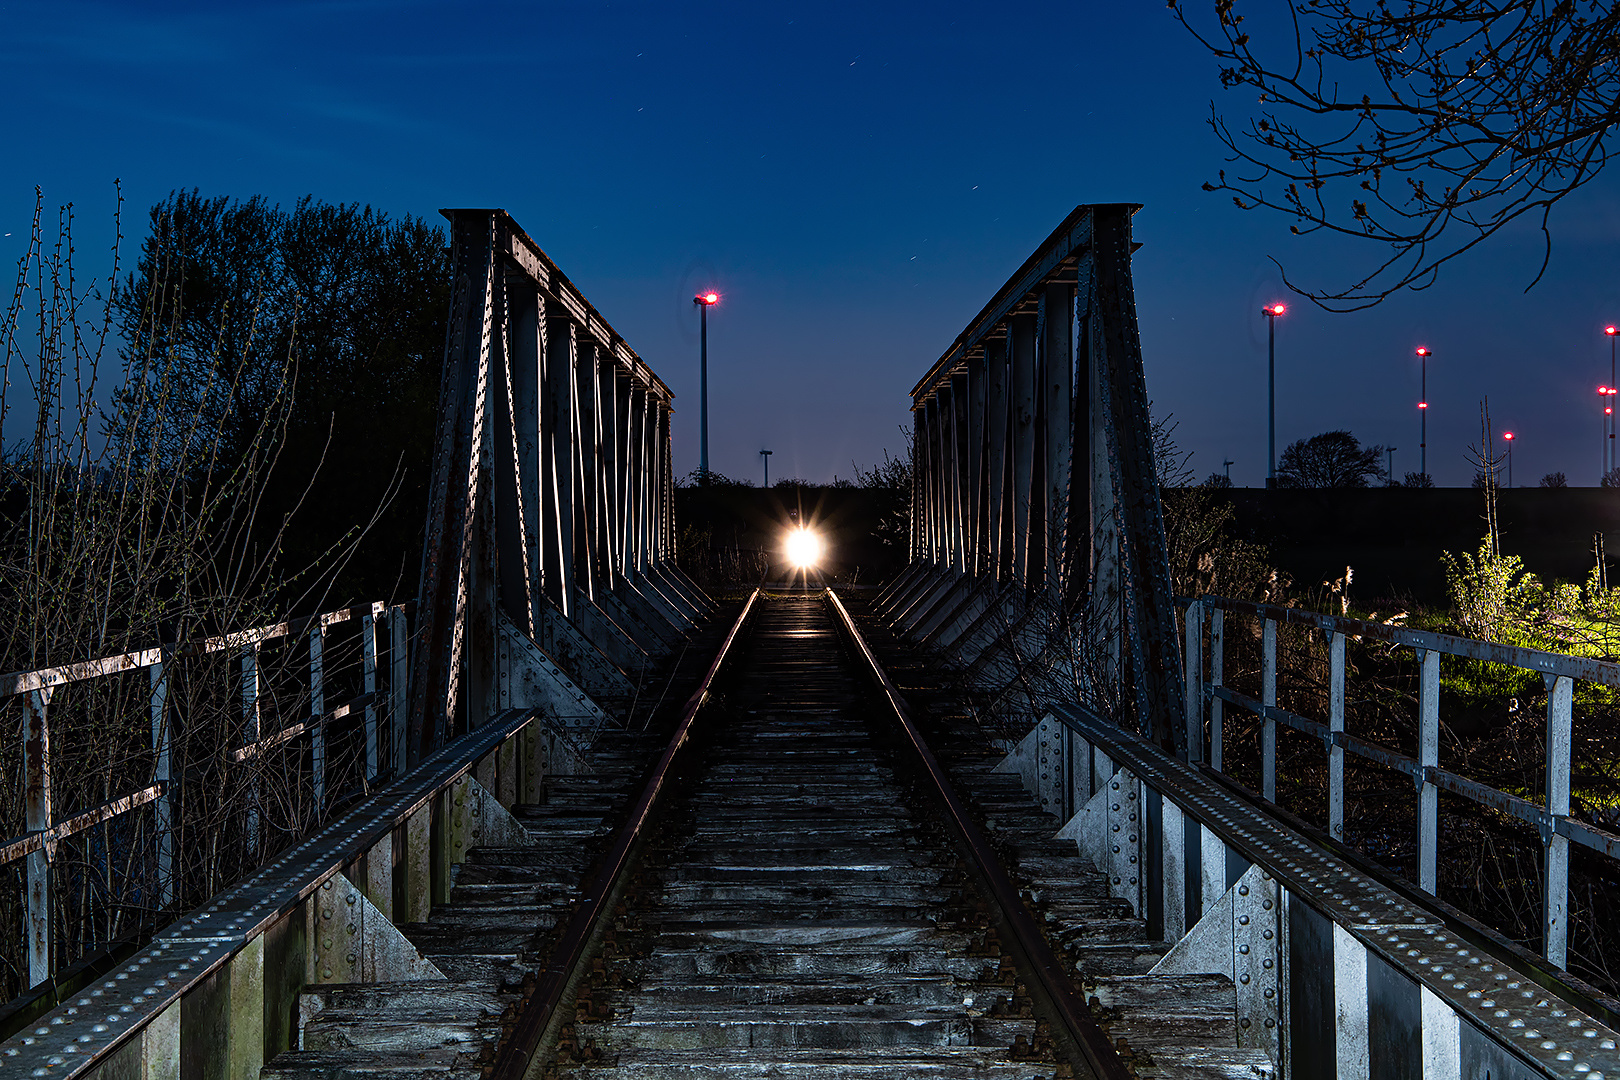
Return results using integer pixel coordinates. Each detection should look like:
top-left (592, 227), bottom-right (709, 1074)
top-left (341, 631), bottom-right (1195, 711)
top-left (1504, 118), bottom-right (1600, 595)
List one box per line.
top-left (2, 601), bottom-right (409, 1003)
top-left (1179, 594), bottom-right (1620, 970)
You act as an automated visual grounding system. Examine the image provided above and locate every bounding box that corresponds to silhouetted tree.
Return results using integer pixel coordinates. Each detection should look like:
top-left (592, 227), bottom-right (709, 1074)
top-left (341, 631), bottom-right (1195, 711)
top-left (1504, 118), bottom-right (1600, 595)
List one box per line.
top-left (1172, 1), bottom-right (1620, 309)
top-left (112, 191), bottom-right (451, 604)
top-left (1275, 430), bottom-right (1386, 487)
top-left (1602, 468), bottom-right (1620, 489)
top-left (1541, 471), bottom-right (1569, 489)
top-left (1204, 471), bottom-right (1234, 489)
top-left (1404, 471), bottom-right (1435, 488)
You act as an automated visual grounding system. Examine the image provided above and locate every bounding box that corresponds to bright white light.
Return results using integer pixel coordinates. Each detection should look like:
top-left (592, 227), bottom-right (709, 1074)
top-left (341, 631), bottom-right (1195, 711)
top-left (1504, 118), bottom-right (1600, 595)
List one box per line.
top-left (784, 527), bottom-right (823, 569)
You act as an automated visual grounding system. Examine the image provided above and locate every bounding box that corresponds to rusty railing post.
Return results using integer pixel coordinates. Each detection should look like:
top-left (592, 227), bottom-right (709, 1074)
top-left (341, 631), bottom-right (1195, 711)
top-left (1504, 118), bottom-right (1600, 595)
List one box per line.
top-left (23, 687), bottom-right (53, 987)
top-left (149, 660), bottom-right (174, 908)
top-left (363, 605), bottom-right (380, 782)
top-left (1544, 673), bottom-right (1574, 967)
top-left (1261, 616), bottom-right (1277, 802)
top-left (311, 621), bottom-right (326, 814)
top-left (242, 644), bottom-right (261, 857)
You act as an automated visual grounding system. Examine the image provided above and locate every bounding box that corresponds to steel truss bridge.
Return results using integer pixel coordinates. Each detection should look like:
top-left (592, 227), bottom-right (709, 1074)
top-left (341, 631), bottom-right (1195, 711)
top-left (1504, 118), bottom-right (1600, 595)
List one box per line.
top-left (1, 206), bottom-right (1618, 1080)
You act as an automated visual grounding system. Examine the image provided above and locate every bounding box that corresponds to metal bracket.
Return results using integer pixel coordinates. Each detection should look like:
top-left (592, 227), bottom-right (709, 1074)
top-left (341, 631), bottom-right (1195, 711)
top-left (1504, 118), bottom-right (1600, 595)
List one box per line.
top-left (1150, 863), bottom-right (1282, 1063)
top-left (306, 872), bottom-right (444, 986)
top-left (499, 611), bottom-right (614, 731)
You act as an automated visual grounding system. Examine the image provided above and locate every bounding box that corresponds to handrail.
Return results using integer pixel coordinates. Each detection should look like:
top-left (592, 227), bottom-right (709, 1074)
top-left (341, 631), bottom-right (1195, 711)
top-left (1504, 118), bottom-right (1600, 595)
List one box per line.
top-left (1186, 593), bottom-right (1620, 687)
top-left (2, 598), bottom-right (410, 1000)
top-left (1179, 592), bottom-right (1619, 970)
top-left (489, 588), bottom-right (761, 1080)
top-left (825, 587), bottom-right (1130, 1080)
top-left (0, 600), bottom-right (400, 697)
top-left (1047, 698), bottom-right (1620, 1080)
top-left (0, 706), bottom-right (539, 1076)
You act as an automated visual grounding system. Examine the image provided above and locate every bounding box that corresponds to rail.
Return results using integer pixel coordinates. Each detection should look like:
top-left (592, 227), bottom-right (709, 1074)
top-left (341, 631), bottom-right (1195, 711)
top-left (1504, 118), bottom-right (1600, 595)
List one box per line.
top-left (489, 588), bottom-right (761, 1080)
top-left (2, 600), bottom-right (410, 1012)
top-left (1178, 593), bottom-right (1620, 970)
top-left (826, 588), bottom-right (1130, 1080)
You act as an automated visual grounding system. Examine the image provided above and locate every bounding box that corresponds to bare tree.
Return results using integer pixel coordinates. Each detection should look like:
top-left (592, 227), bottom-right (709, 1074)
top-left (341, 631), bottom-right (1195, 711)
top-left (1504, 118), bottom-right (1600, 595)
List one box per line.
top-left (1276, 429), bottom-right (1387, 486)
top-left (1172, 1), bottom-right (1620, 309)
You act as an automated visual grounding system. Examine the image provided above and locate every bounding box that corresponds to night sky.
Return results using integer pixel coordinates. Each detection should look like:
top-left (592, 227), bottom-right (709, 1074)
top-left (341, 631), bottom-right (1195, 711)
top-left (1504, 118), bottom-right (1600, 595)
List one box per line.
top-left (4, 1), bottom-right (1619, 489)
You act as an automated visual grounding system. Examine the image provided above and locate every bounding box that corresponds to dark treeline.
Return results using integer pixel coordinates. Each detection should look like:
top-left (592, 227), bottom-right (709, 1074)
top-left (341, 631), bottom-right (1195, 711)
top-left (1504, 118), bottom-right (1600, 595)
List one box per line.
top-left (111, 190), bottom-right (450, 608)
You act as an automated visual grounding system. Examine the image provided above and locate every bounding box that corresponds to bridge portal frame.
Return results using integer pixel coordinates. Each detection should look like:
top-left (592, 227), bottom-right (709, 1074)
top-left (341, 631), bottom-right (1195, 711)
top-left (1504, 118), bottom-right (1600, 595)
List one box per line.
top-left (896, 204), bottom-right (1185, 752)
top-left (411, 210), bottom-right (703, 765)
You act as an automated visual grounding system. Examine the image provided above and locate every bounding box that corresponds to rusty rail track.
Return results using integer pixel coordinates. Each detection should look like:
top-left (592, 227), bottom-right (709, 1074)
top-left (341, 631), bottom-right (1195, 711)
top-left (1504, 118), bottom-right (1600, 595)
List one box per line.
top-left (488, 588), bottom-right (762, 1080)
top-left (826, 587), bottom-right (1132, 1080)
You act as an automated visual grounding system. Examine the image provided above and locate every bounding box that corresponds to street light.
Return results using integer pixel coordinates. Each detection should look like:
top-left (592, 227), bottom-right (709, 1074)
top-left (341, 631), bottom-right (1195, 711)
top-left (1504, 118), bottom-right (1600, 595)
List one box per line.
top-left (1600, 386), bottom-right (1617, 482)
top-left (760, 448), bottom-right (772, 488)
top-left (1262, 304), bottom-right (1286, 486)
top-left (1415, 347), bottom-right (1432, 480)
top-left (1606, 325), bottom-right (1617, 472)
top-left (693, 291), bottom-right (720, 483)
top-left (1502, 432), bottom-right (1514, 488)
top-left (1386, 446), bottom-right (1397, 486)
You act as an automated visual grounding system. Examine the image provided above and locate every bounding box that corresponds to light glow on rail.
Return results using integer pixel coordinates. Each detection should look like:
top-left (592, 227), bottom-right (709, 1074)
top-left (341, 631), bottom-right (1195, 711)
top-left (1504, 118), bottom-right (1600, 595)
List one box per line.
top-left (784, 527), bottom-right (823, 569)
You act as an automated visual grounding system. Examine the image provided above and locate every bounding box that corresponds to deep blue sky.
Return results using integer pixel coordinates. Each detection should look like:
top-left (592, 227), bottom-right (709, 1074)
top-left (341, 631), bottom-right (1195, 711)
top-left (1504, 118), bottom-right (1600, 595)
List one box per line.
top-left (4, 1), bottom-right (1618, 488)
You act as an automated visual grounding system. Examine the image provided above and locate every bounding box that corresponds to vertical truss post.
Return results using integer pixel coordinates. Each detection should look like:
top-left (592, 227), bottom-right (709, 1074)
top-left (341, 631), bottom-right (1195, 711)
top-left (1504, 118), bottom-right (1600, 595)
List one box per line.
top-left (1183, 601), bottom-right (1203, 763)
top-left (1042, 281), bottom-right (1073, 606)
top-left (363, 608), bottom-right (380, 782)
top-left (946, 372), bottom-right (959, 573)
top-left (413, 212), bottom-right (497, 765)
top-left (492, 279), bottom-right (536, 639)
top-left (546, 310), bottom-right (577, 611)
top-left (575, 340), bottom-right (599, 600)
top-left (150, 661), bottom-right (174, 909)
top-left (242, 646), bottom-right (261, 856)
top-left (1093, 205), bottom-right (1184, 752)
top-left (921, 395), bottom-right (938, 564)
top-left (390, 606), bottom-right (409, 777)
top-left (1417, 647), bottom-right (1440, 893)
top-left (967, 358), bottom-right (987, 576)
top-left (1209, 606), bottom-right (1224, 771)
top-left (310, 622), bottom-right (326, 815)
top-left (511, 282), bottom-right (545, 631)
top-left (22, 687), bottom-right (53, 988)
top-left (1544, 673), bottom-right (1574, 967)
top-left (625, 383), bottom-right (644, 575)
top-left (1261, 617), bottom-right (1277, 801)
top-left (599, 357), bottom-right (620, 589)
top-left (1328, 630), bottom-right (1346, 841)
top-left (985, 336), bottom-right (1010, 579)
top-left (911, 397), bottom-right (927, 563)
top-left (1010, 313), bottom-right (1037, 585)
top-left (1028, 298), bottom-right (1049, 591)
top-left (1084, 276), bottom-right (1118, 653)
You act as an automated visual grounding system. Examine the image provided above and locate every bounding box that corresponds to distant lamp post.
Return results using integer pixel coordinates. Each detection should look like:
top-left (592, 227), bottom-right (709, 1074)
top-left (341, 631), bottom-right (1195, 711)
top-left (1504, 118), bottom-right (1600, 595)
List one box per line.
top-left (1606, 325), bottom-right (1617, 472)
top-left (1601, 386), bottom-right (1618, 482)
top-left (1502, 432), bottom-right (1514, 488)
top-left (1386, 446), bottom-right (1397, 486)
top-left (1415, 347), bottom-right (1433, 479)
top-left (693, 291), bottom-right (720, 483)
top-left (760, 448), bottom-right (772, 488)
top-left (1223, 458), bottom-right (1234, 483)
top-left (1262, 304), bottom-right (1286, 486)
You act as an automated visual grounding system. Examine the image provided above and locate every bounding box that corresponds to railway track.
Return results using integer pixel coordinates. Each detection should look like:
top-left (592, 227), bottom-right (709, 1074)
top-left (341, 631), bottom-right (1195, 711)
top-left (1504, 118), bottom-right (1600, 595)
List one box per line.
top-left (261, 591), bottom-right (1268, 1080)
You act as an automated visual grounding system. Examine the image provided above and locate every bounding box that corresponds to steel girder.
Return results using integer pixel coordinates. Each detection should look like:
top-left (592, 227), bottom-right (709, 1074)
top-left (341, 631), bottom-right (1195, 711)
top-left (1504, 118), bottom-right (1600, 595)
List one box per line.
top-left (409, 210), bottom-right (698, 765)
top-left (888, 203), bottom-right (1185, 754)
